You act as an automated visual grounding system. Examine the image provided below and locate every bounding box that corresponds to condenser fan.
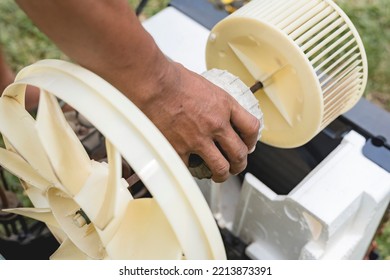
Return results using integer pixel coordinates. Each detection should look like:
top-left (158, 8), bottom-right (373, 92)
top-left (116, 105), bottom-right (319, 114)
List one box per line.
top-left (0, 59), bottom-right (226, 260)
top-left (206, 0), bottom-right (368, 148)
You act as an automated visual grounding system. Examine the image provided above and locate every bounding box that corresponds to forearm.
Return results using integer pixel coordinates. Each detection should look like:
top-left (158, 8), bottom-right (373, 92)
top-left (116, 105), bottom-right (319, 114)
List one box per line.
top-left (16, 0), bottom-right (171, 107)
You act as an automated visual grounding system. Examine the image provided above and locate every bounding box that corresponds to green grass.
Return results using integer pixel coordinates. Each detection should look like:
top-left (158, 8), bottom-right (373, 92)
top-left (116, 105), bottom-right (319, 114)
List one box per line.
top-left (0, 0), bottom-right (170, 72)
top-left (377, 217), bottom-right (390, 260)
top-left (0, 0), bottom-right (389, 259)
top-left (0, 1), bottom-right (67, 72)
top-left (337, 0), bottom-right (390, 109)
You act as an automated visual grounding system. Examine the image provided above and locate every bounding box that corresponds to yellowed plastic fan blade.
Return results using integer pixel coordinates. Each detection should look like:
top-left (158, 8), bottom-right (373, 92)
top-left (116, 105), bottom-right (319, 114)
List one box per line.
top-left (73, 160), bottom-right (128, 232)
top-left (93, 139), bottom-right (120, 230)
top-left (0, 96), bottom-right (59, 183)
top-left (206, 0), bottom-right (368, 148)
top-left (0, 59), bottom-right (226, 260)
top-left (2, 208), bottom-right (59, 228)
top-left (50, 238), bottom-right (89, 260)
top-left (105, 198), bottom-right (182, 259)
top-left (46, 187), bottom-right (106, 259)
top-left (3, 207), bottom-right (67, 243)
top-left (36, 91), bottom-right (92, 196)
top-left (0, 148), bottom-right (50, 191)
top-left (23, 186), bottom-right (51, 208)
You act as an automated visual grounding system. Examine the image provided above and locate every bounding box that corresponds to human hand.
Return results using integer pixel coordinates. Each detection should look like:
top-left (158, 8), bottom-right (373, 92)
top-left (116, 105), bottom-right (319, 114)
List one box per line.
top-left (136, 61), bottom-right (260, 182)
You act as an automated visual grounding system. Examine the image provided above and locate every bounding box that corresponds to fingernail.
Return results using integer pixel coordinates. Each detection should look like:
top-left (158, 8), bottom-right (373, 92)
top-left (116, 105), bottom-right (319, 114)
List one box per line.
top-left (248, 145), bottom-right (256, 154)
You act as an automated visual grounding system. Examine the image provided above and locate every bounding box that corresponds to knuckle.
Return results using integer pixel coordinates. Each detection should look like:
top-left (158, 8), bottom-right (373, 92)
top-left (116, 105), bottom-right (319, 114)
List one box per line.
top-left (211, 117), bottom-right (228, 133)
top-left (230, 159), bottom-right (247, 175)
top-left (228, 144), bottom-right (248, 174)
top-left (228, 144), bottom-right (248, 165)
top-left (234, 145), bottom-right (248, 163)
top-left (212, 161), bottom-right (230, 182)
top-left (249, 117), bottom-right (261, 135)
top-left (191, 137), bottom-right (204, 151)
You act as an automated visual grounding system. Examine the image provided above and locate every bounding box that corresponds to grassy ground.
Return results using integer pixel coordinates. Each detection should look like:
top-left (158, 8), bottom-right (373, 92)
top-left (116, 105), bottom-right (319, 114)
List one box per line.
top-left (0, 0), bottom-right (389, 259)
top-left (337, 0), bottom-right (390, 110)
top-left (0, 0), bottom-right (170, 73)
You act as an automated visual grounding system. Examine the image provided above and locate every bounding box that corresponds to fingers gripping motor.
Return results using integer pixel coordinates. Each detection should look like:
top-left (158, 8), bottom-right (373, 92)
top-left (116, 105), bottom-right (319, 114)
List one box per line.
top-left (189, 69), bottom-right (264, 179)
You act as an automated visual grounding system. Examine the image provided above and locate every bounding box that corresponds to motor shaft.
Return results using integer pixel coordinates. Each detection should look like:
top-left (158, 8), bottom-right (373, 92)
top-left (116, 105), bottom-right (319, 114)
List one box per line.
top-left (250, 81), bottom-right (264, 93)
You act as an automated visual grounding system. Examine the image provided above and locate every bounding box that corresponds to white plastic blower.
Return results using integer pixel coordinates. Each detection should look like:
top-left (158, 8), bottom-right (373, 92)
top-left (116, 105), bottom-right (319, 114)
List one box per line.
top-left (206, 0), bottom-right (368, 148)
top-left (0, 60), bottom-right (226, 260)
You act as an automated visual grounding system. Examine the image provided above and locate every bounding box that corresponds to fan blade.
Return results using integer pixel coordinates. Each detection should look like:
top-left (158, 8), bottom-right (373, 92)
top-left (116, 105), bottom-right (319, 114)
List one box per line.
top-left (2, 207), bottom-right (59, 228)
top-left (0, 96), bottom-right (59, 183)
top-left (0, 148), bottom-right (51, 191)
top-left (50, 238), bottom-right (90, 260)
top-left (4, 204), bottom-right (67, 243)
top-left (21, 182), bottom-right (50, 208)
top-left (47, 187), bottom-right (106, 260)
top-left (74, 159), bottom-right (131, 231)
top-left (105, 198), bottom-right (182, 259)
top-left (35, 91), bottom-right (92, 196)
top-left (93, 139), bottom-right (120, 230)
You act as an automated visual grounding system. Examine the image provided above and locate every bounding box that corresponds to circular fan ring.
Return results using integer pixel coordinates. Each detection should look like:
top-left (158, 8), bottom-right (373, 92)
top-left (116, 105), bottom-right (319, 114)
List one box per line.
top-left (0, 59), bottom-right (226, 260)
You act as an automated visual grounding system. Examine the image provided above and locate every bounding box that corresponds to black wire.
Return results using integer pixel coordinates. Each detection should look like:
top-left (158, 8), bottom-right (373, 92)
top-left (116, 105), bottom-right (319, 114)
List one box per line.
top-left (136, 0), bottom-right (150, 16)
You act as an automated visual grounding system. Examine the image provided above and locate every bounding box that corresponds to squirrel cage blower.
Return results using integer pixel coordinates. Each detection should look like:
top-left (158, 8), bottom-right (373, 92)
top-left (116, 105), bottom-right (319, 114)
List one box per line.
top-left (206, 0), bottom-right (367, 148)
